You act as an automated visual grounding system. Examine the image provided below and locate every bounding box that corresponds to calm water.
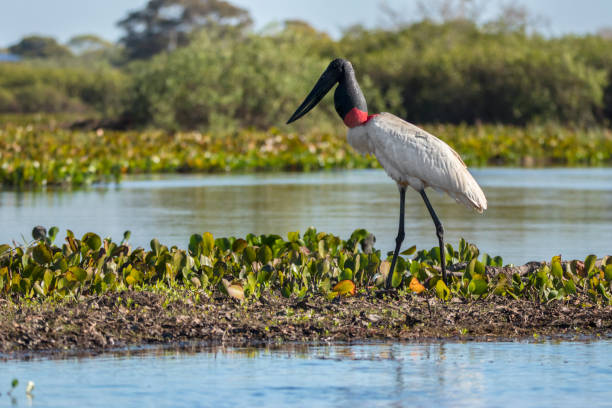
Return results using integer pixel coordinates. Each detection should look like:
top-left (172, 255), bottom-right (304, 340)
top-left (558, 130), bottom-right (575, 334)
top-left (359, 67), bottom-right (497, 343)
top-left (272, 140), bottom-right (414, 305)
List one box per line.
top-left (0, 168), bottom-right (611, 264)
top-left (2, 341), bottom-right (612, 407)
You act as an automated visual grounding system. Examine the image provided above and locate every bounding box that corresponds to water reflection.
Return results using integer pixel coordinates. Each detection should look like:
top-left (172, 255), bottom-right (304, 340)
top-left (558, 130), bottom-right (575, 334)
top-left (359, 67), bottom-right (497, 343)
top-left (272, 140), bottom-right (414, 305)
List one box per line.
top-left (2, 341), bottom-right (611, 407)
top-left (0, 168), bottom-right (610, 264)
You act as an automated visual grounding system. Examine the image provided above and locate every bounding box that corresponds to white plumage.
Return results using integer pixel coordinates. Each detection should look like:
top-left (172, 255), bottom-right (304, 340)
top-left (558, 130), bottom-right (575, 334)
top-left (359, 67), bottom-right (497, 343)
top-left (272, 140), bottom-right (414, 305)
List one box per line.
top-left (347, 112), bottom-right (487, 213)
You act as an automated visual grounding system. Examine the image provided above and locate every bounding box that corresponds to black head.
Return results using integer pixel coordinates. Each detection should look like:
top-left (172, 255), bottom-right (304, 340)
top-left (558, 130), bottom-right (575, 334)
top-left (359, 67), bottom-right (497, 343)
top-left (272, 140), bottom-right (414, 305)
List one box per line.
top-left (287, 58), bottom-right (367, 124)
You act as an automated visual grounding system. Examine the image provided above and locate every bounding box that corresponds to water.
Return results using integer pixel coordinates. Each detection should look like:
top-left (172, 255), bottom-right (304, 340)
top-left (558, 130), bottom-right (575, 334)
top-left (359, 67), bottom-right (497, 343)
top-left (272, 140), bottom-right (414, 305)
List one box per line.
top-left (2, 341), bottom-right (612, 407)
top-left (0, 168), bottom-right (611, 264)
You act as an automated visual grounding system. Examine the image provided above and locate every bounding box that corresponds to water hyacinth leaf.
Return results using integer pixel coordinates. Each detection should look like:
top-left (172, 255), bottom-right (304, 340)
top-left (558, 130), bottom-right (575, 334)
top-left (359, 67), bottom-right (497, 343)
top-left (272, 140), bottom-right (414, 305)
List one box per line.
top-left (202, 232), bottom-right (215, 256)
top-left (43, 269), bottom-right (54, 292)
top-left (288, 231), bottom-right (300, 243)
top-left (296, 285), bottom-right (308, 299)
top-left (474, 260), bottom-right (486, 276)
top-left (215, 238), bottom-right (231, 251)
top-left (0, 244), bottom-right (10, 256)
top-left (257, 245), bottom-right (273, 264)
top-left (82, 233), bottom-right (102, 251)
top-left (244, 246), bottom-right (257, 264)
top-left (493, 256), bottom-right (503, 267)
top-left (56, 277), bottom-right (69, 291)
top-left (222, 279), bottom-right (244, 300)
top-left (11, 274), bottom-right (21, 288)
top-left (281, 283), bottom-right (292, 298)
top-left (481, 253), bottom-right (491, 266)
top-left (409, 276), bottom-right (425, 293)
top-left (466, 258), bottom-right (477, 278)
top-left (246, 272), bottom-right (257, 293)
top-left (122, 230), bottom-right (131, 244)
top-left (391, 267), bottom-right (403, 288)
top-left (68, 266), bottom-right (87, 283)
top-left (379, 261), bottom-right (391, 282)
top-left (409, 260), bottom-right (420, 277)
top-left (551, 257), bottom-right (563, 280)
top-left (339, 268), bottom-right (353, 282)
top-left (349, 229), bottom-right (368, 243)
top-left (318, 240), bottom-right (326, 257)
top-left (401, 245), bottom-right (416, 256)
top-left (584, 254), bottom-right (597, 276)
top-left (126, 268), bottom-right (144, 286)
top-left (48, 226), bottom-right (59, 243)
top-left (332, 279), bottom-right (356, 296)
top-left (597, 283), bottom-right (611, 300)
top-left (564, 279), bottom-right (577, 294)
top-left (232, 239), bottom-right (248, 253)
top-left (326, 291), bottom-right (339, 300)
top-left (445, 243), bottom-right (455, 258)
top-left (605, 265), bottom-right (612, 282)
top-left (213, 261), bottom-right (228, 280)
top-left (188, 234), bottom-right (203, 256)
top-left (33, 282), bottom-right (45, 296)
top-left (150, 238), bottom-right (161, 256)
top-left (430, 247), bottom-right (441, 264)
top-left (435, 279), bottom-right (451, 300)
top-left (32, 243), bottom-right (53, 264)
top-left (352, 255), bottom-right (360, 275)
top-left (493, 274), bottom-right (509, 295)
top-left (570, 260), bottom-right (584, 276)
top-left (103, 271), bottom-right (117, 286)
top-left (468, 279), bottom-right (488, 296)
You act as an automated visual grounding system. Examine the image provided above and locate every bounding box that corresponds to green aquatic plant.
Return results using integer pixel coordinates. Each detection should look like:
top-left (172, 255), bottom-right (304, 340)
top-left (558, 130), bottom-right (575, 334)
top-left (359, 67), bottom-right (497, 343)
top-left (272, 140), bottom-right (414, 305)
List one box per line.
top-left (0, 227), bottom-right (611, 305)
top-left (0, 119), bottom-right (611, 188)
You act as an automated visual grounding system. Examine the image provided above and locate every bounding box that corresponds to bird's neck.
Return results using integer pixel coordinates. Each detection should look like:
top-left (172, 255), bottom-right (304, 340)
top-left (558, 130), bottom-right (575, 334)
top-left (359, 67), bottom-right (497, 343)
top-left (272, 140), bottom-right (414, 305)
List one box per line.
top-left (334, 66), bottom-right (372, 128)
top-left (343, 108), bottom-right (378, 128)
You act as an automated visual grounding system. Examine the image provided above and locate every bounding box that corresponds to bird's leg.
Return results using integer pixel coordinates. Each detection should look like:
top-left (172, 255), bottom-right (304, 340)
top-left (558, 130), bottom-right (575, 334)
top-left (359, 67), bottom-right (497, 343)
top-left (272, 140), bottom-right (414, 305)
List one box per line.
top-left (419, 190), bottom-right (447, 284)
top-left (386, 187), bottom-right (406, 289)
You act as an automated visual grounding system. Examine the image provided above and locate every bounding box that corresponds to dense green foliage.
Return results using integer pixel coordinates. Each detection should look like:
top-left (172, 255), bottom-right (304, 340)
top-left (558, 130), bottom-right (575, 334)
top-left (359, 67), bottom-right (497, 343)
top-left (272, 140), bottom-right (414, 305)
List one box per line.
top-left (8, 35), bottom-right (72, 59)
top-left (0, 62), bottom-right (126, 117)
top-left (0, 119), bottom-right (610, 187)
top-left (342, 22), bottom-right (610, 126)
top-left (0, 121), bottom-right (372, 187)
top-left (1, 227), bottom-right (611, 305)
top-left (2, 20), bottom-right (612, 129)
top-left (126, 28), bottom-right (337, 132)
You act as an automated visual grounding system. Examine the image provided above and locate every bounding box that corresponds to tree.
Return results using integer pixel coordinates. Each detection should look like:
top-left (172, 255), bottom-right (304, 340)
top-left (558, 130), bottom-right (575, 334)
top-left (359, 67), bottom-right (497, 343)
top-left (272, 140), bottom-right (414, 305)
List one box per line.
top-left (8, 35), bottom-right (72, 58)
top-left (67, 34), bottom-right (113, 55)
top-left (117, 0), bottom-right (252, 60)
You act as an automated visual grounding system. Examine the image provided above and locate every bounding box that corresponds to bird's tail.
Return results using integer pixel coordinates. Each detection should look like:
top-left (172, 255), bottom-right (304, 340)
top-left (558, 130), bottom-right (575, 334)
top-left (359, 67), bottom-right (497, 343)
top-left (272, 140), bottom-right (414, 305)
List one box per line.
top-left (456, 176), bottom-right (487, 213)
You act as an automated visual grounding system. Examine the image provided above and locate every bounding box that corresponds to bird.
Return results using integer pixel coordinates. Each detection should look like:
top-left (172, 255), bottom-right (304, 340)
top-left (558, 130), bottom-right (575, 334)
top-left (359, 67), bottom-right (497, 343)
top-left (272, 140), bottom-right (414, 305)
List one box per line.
top-left (287, 58), bottom-right (487, 288)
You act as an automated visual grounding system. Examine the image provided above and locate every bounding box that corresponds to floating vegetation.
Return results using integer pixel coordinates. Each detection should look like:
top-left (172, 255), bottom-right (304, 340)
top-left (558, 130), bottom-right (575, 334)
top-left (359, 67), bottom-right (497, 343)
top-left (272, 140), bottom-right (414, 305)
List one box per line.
top-left (0, 120), bottom-right (611, 188)
top-left (1, 227), bottom-right (611, 305)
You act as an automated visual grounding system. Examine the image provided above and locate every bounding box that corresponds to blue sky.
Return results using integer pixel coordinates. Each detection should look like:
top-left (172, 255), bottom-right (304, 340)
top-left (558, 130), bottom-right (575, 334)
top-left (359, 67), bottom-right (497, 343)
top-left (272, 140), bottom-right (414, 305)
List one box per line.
top-left (1, 0), bottom-right (611, 47)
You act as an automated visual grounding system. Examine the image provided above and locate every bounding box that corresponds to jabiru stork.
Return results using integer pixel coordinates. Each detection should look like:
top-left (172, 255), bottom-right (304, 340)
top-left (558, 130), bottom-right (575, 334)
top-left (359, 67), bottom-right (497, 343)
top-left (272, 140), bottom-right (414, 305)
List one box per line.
top-left (287, 58), bottom-right (487, 287)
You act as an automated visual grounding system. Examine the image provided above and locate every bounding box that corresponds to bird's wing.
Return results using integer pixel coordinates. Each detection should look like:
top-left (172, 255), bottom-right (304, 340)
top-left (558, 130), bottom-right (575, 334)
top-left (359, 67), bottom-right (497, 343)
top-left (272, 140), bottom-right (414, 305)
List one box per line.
top-left (366, 113), bottom-right (487, 212)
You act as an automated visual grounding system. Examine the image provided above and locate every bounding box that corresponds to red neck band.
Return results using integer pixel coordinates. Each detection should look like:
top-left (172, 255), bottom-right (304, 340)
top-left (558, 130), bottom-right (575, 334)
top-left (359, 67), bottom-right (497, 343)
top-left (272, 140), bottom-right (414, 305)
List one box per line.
top-left (343, 107), bottom-right (378, 128)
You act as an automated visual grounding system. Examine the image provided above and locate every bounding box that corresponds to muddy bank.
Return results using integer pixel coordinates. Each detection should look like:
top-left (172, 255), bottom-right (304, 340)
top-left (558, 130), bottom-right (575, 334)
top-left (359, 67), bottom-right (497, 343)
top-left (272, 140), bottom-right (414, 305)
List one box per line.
top-left (1, 290), bottom-right (611, 355)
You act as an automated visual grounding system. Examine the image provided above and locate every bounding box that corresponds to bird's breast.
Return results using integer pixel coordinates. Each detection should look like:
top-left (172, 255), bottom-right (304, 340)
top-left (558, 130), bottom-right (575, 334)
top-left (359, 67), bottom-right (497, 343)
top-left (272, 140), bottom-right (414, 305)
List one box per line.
top-left (346, 125), bottom-right (373, 156)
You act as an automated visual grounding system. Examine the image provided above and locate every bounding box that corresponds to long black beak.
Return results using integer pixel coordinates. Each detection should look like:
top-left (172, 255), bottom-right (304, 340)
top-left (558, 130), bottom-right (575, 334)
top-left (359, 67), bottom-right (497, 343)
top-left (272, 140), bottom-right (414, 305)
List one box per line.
top-left (286, 67), bottom-right (340, 124)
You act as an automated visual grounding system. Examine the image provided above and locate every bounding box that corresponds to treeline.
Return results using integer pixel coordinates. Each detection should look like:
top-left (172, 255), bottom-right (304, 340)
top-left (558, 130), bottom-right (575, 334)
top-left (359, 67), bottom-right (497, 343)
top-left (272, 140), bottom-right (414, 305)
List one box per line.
top-left (2, 3), bottom-right (612, 130)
